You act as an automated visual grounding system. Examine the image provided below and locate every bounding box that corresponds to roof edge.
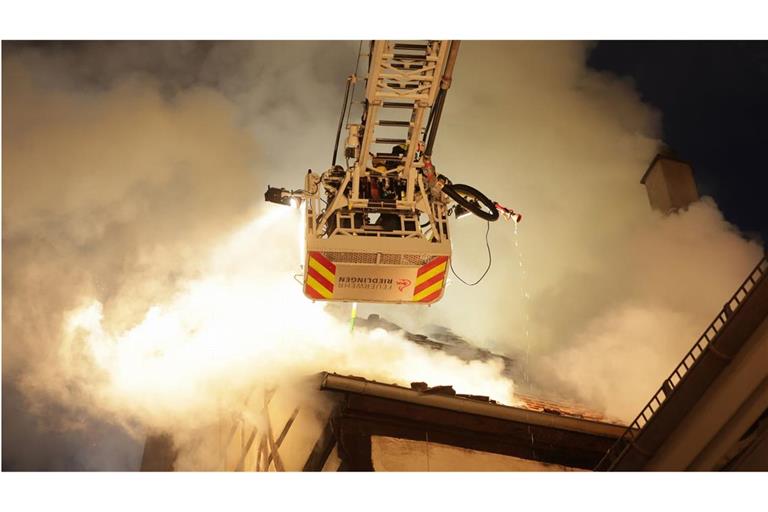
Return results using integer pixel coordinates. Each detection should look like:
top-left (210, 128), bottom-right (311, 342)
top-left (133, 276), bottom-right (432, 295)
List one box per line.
top-left (319, 372), bottom-right (627, 439)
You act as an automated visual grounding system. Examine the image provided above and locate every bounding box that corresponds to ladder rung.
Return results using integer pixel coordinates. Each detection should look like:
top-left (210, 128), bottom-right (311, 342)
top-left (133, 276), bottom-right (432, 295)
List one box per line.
top-left (386, 83), bottom-right (419, 89)
top-left (393, 43), bottom-right (429, 51)
top-left (377, 120), bottom-right (411, 127)
top-left (392, 54), bottom-right (427, 61)
top-left (382, 101), bottom-right (415, 109)
top-left (375, 153), bottom-right (405, 160)
top-left (381, 74), bottom-right (433, 83)
top-left (390, 63), bottom-right (425, 70)
top-left (375, 138), bottom-right (407, 144)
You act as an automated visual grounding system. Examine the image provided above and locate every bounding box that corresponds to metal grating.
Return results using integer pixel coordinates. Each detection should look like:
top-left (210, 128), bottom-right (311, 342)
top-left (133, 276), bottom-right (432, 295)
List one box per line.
top-left (379, 253), bottom-right (433, 266)
top-left (324, 252), bottom-right (378, 265)
top-left (324, 252), bottom-right (433, 266)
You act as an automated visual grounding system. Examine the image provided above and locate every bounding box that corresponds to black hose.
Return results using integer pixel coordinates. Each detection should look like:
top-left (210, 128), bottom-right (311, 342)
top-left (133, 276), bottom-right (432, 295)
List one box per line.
top-left (332, 77), bottom-right (353, 167)
top-left (450, 221), bottom-right (492, 286)
top-left (443, 183), bottom-right (500, 222)
top-left (424, 88), bottom-right (446, 157)
top-left (423, 88), bottom-right (444, 153)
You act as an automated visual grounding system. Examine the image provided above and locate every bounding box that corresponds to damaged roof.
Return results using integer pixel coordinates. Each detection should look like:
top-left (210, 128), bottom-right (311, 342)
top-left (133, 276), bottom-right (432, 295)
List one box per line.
top-left (350, 312), bottom-right (623, 425)
top-left (320, 372), bottom-right (627, 435)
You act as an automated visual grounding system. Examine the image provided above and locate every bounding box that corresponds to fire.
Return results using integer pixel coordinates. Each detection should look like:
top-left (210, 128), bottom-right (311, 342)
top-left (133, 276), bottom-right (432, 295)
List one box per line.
top-left (62, 206), bottom-right (515, 428)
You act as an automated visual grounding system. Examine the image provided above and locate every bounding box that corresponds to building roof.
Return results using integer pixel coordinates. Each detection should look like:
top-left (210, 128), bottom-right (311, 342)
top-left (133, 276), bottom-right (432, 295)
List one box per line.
top-left (314, 372), bottom-right (629, 470)
top-left (320, 372), bottom-right (627, 438)
top-left (352, 312), bottom-right (620, 421)
top-left (515, 393), bottom-right (623, 425)
top-left (356, 313), bottom-right (516, 374)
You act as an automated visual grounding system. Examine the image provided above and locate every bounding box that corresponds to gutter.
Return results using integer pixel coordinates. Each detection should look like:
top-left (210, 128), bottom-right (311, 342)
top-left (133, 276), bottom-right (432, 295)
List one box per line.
top-left (320, 372), bottom-right (626, 439)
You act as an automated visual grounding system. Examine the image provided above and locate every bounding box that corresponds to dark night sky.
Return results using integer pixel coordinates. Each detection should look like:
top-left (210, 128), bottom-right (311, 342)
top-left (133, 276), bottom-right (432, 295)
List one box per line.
top-left (588, 41), bottom-right (768, 242)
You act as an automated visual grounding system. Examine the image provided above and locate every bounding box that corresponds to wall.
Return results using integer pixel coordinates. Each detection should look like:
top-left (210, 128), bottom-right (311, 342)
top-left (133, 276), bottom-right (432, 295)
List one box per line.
top-left (371, 435), bottom-right (583, 471)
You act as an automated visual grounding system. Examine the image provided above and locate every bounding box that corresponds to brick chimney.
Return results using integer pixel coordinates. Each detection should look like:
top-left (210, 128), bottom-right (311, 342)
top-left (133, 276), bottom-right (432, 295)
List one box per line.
top-left (640, 154), bottom-right (700, 214)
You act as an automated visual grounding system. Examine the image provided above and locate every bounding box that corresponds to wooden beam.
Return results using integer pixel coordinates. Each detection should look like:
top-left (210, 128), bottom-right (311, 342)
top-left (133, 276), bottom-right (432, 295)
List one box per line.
top-left (140, 433), bottom-right (177, 471)
top-left (337, 418), bottom-right (373, 471)
top-left (303, 416), bottom-right (338, 471)
top-left (264, 407), bottom-right (300, 470)
top-left (234, 427), bottom-right (258, 472)
top-left (255, 436), bottom-right (267, 472)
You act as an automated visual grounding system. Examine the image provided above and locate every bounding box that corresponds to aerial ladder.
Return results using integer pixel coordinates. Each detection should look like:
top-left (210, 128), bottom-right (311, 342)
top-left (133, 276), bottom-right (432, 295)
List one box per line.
top-left (266, 41), bottom-right (520, 305)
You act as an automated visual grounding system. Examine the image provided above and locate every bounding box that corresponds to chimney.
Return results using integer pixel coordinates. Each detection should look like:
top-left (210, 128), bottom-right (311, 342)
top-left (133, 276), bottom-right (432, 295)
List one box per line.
top-left (640, 153), bottom-right (700, 214)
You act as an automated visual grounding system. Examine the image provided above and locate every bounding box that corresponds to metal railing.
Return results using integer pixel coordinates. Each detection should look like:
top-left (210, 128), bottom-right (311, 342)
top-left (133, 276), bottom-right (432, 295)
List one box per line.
top-left (594, 254), bottom-right (768, 471)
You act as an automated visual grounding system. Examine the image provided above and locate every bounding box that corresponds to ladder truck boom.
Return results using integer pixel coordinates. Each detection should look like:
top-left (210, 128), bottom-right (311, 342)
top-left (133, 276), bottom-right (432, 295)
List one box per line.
top-left (265, 40), bottom-right (520, 305)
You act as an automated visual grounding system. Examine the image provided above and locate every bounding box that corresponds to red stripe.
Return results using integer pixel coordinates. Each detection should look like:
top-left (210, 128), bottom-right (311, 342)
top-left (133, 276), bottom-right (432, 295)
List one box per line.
top-left (305, 284), bottom-right (325, 300)
top-left (309, 251), bottom-right (336, 273)
top-left (307, 266), bottom-right (334, 293)
top-left (417, 256), bottom-right (448, 276)
top-left (413, 271), bottom-right (445, 295)
top-left (418, 289), bottom-right (443, 303)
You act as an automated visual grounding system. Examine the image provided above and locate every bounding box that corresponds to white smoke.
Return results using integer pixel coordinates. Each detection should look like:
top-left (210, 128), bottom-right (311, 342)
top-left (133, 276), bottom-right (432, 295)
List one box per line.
top-left (3, 42), bottom-right (763, 470)
top-left (362, 42), bottom-right (763, 420)
top-left (3, 42), bottom-right (513, 469)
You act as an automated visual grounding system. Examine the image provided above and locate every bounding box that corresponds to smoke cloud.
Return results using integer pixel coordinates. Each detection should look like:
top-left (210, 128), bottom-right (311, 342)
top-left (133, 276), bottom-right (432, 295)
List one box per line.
top-left (2, 42), bottom-right (513, 469)
top-left (3, 41), bottom-right (763, 469)
top-left (367, 42), bottom-right (763, 418)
